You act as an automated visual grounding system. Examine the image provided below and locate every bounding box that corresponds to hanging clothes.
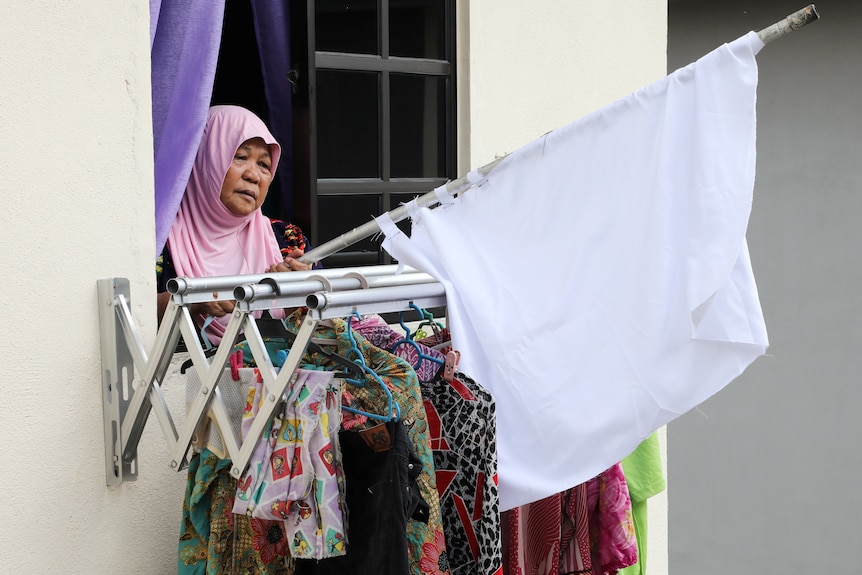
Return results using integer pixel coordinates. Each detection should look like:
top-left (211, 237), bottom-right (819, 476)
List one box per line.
top-left (503, 493), bottom-right (567, 575)
top-left (294, 421), bottom-right (428, 575)
top-left (233, 370), bottom-right (347, 560)
top-left (585, 464), bottom-right (638, 573)
top-left (282, 312), bottom-right (453, 575)
top-left (377, 31), bottom-right (768, 510)
top-left (421, 369), bottom-right (503, 575)
top-left (354, 313), bottom-right (447, 382)
top-left (502, 465), bottom-right (636, 575)
top-left (559, 484), bottom-right (593, 575)
top-left (184, 364), bottom-right (253, 459)
top-left (618, 433), bottom-right (666, 575)
top-left (178, 449), bottom-right (294, 574)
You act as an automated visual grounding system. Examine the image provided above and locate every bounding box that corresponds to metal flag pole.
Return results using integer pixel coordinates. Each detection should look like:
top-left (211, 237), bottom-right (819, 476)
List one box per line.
top-left (299, 4), bottom-right (819, 266)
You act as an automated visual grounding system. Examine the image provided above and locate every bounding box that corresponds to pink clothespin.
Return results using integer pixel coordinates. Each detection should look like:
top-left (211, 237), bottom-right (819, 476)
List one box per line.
top-left (442, 350), bottom-right (460, 382)
top-left (230, 349), bottom-right (243, 381)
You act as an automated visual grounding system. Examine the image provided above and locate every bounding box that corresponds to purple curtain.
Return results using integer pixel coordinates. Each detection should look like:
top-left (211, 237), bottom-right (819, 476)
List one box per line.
top-left (151, 0), bottom-right (226, 258)
top-left (250, 0), bottom-right (294, 222)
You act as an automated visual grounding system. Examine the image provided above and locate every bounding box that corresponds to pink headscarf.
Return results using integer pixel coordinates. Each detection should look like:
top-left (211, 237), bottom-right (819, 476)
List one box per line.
top-left (167, 105), bottom-right (284, 344)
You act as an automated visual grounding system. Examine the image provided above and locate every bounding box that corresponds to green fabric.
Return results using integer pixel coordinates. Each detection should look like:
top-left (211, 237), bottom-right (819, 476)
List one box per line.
top-left (618, 499), bottom-right (648, 575)
top-left (618, 433), bottom-right (666, 575)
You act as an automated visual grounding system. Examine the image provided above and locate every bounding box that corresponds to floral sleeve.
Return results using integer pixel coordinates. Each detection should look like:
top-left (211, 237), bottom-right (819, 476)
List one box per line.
top-left (269, 218), bottom-right (308, 259)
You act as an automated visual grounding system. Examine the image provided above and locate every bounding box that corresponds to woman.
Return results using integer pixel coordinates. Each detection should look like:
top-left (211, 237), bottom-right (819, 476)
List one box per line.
top-left (165, 105), bottom-right (312, 573)
top-left (156, 105), bottom-right (313, 345)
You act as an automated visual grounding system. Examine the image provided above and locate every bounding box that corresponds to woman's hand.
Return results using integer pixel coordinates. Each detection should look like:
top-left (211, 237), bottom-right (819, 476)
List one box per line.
top-left (267, 248), bottom-right (313, 273)
top-left (190, 300), bottom-right (235, 317)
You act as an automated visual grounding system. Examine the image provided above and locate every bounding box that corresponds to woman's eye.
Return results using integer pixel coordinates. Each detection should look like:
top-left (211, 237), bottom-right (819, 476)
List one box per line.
top-left (259, 162), bottom-right (271, 171)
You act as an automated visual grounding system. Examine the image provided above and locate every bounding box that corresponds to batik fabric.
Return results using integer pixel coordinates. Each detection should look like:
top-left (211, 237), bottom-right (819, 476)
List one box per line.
top-left (421, 369), bottom-right (502, 575)
top-left (178, 449), bottom-right (293, 574)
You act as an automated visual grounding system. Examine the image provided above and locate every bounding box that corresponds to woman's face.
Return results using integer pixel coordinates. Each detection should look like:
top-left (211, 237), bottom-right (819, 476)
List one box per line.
top-left (219, 137), bottom-right (274, 217)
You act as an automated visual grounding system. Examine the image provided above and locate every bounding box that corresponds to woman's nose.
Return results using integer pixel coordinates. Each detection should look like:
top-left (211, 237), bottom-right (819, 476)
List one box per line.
top-left (243, 165), bottom-right (261, 183)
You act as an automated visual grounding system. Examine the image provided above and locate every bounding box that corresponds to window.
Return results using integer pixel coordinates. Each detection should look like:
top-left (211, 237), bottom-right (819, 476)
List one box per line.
top-left (307, 0), bottom-right (457, 267)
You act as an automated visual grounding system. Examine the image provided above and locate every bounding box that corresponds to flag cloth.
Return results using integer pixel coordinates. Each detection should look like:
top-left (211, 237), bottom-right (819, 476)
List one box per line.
top-left (377, 32), bottom-right (768, 510)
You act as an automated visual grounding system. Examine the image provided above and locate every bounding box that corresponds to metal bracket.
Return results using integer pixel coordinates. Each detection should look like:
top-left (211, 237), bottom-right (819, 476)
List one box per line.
top-left (98, 278), bottom-right (138, 485)
top-left (98, 278), bottom-right (183, 485)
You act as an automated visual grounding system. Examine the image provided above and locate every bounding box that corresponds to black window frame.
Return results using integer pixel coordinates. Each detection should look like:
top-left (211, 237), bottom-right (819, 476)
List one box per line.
top-left (305, 0), bottom-right (457, 267)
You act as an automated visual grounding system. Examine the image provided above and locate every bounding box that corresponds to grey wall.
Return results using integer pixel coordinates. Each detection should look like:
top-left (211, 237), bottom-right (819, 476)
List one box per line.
top-left (668, 0), bottom-right (862, 572)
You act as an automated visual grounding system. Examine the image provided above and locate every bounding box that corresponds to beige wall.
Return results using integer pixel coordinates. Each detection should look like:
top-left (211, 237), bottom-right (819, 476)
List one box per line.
top-left (0, 1), bottom-right (184, 573)
top-left (0, 1), bottom-right (668, 572)
top-left (459, 0), bottom-right (667, 169)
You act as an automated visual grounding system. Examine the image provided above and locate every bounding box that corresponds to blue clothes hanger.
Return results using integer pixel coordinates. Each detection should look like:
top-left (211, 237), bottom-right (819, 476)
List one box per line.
top-left (258, 316), bottom-right (364, 380)
top-left (390, 304), bottom-right (445, 371)
top-left (342, 312), bottom-right (401, 423)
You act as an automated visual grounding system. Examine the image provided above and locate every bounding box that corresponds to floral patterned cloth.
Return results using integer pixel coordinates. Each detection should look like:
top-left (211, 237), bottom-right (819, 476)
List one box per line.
top-left (586, 463), bottom-right (637, 574)
top-left (283, 311), bottom-right (452, 575)
top-left (421, 369), bottom-right (502, 575)
top-left (178, 449), bottom-right (294, 574)
top-left (233, 370), bottom-right (347, 559)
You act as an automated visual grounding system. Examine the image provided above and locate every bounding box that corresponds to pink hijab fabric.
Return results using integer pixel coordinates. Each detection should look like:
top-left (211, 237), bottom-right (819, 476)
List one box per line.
top-left (167, 105), bottom-right (284, 344)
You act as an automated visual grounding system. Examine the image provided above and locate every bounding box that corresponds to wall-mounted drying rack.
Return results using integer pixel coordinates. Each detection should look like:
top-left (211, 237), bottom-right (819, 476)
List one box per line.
top-left (97, 265), bottom-right (446, 486)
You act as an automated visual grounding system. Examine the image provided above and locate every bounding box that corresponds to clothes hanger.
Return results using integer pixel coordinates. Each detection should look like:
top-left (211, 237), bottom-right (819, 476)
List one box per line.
top-left (256, 316), bottom-right (365, 380)
top-left (342, 312), bottom-right (401, 423)
top-left (415, 308), bottom-right (445, 339)
top-left (389, 304), bottom-right (446, 371)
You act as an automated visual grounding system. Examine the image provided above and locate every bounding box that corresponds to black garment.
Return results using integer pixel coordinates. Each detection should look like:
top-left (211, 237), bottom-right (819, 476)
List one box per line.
top-left (295, 421), bottom-right (428, 575)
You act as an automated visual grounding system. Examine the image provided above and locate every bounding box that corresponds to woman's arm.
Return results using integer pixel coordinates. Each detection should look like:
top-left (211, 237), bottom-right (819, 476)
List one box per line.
top-left (157, 291), bottom-right (171, 325)
top-left (156, 248), bottom-right (176, 325)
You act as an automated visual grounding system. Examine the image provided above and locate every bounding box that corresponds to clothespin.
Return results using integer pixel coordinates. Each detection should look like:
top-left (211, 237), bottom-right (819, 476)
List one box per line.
top-left (230, 349), bottom-right (243, 381)
top-left (442, 350), bottom-right (460, 382)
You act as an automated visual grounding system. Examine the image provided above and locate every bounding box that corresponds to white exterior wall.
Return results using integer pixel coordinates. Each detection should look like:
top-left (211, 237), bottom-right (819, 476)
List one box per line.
top-left (459, 0), bottom-right (668, 167)
top-left (0, 1), bottom-right (184, 573)
top-left (0, 1), bottom-right (668, 573)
